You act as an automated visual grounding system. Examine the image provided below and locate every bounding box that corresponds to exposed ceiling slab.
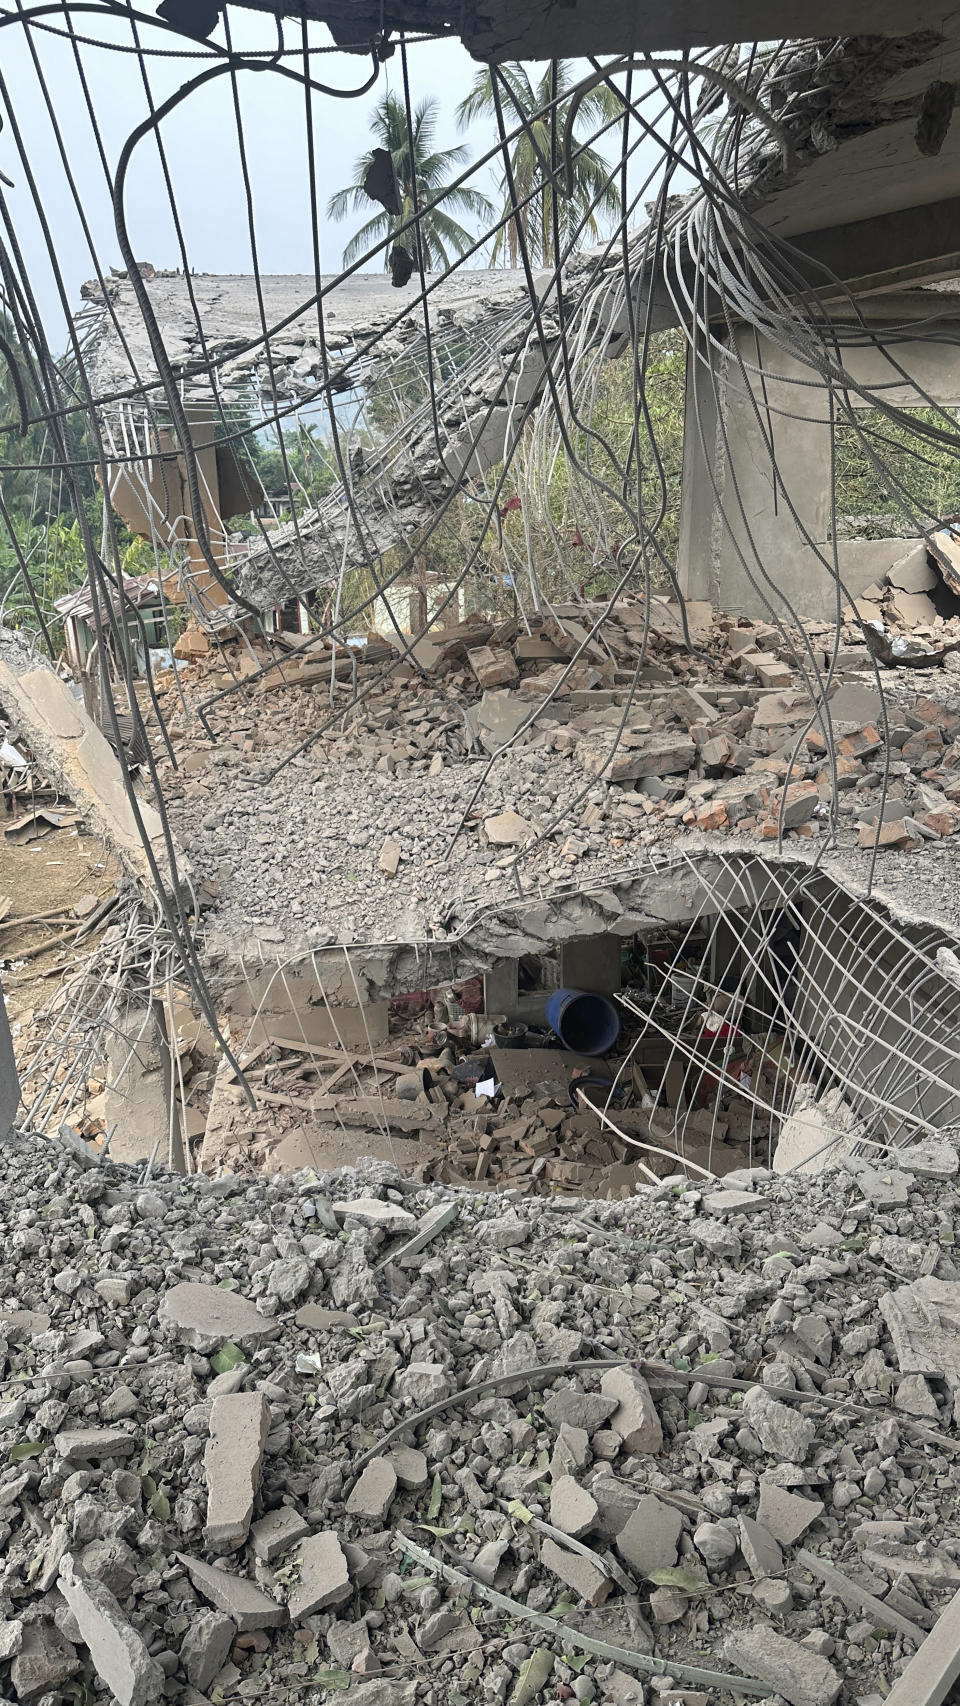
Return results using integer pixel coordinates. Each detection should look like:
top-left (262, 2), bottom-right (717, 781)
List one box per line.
top-left (228, 0), bottom-right (960, 58)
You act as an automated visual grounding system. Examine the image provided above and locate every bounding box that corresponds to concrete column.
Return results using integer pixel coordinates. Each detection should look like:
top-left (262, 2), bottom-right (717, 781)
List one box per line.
top-left (105, 999), bottom-right (178, 1169)
top-left (677, 329), bottom-right (834, 621)
top-left (678, 323), bottom-right (960, 621)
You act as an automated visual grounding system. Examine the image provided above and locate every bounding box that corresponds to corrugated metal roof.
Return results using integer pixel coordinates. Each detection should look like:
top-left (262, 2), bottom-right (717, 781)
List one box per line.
top-left (55, 571), bottom-right (161, 622)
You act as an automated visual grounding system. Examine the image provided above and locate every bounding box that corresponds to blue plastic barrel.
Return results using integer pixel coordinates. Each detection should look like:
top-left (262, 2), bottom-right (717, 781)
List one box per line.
top-left (545, 987), bottom-right (620, 1056)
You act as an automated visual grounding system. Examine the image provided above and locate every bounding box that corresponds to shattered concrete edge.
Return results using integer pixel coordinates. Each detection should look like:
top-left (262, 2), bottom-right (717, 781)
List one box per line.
top-left (0, 626), bottom-right (184, 889)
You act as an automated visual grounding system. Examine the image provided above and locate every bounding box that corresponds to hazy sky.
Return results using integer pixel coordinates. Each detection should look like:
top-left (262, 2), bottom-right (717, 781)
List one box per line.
top-left (0, 6), bottom-right (662, 347)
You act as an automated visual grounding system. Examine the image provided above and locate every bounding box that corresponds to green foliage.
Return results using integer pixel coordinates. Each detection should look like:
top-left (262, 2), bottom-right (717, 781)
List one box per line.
top-left (456, 62), bottom-right (623, 267)
top-left (327, 92), bottom-right (494, 271)
top-left (834, 407), bottom-right (960, 529)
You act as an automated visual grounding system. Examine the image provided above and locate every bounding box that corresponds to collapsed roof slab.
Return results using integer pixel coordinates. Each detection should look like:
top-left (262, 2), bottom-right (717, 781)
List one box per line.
top-left (0, 627), bottom-right (183, 891)
top-left (227, 0), bottom-right (956, 60)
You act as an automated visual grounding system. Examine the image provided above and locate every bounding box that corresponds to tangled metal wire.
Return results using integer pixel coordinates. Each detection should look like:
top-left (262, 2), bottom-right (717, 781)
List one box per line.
top-left (0, 4), bottom-right (959, 1080)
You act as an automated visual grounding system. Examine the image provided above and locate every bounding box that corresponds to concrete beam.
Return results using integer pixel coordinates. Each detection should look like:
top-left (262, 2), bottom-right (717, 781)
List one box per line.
top-left (228, 0), bottom-right (955, 59)
top-left (783, 194), bottom-right (960, 300)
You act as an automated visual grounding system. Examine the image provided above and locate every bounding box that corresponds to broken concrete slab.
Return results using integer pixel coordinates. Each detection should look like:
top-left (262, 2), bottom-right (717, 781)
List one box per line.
top-left (159, 1282), bottom-right (279, 1351)
top-left (177, 1554), bottom-right (286, 1631)
top-left (544, 1390), bottom-right (619, 1433)
top-left (879, 1276), bottom-right (960, 1388)
top-left (204, 1392), bottom-right (271, 1553)
top-left (723, 1626), bottom-right (841, 1705)
top-left (287, 1532), bottom-right (352, 1619)
top-left (388, 1446), bottom-right (429, 1491)
top-left (53, 1428), bottom-right (135, 1463)
top-left (346, 1459), bottom-right (397, 1522)
top-left (757, 1477), bottom-right (824, 1546)
top-left (614, 1494), bottom-right (683, 1578)
top-left (539, 1535), bottom-right (612, 1606)
top-left (549, 1476), bottom-right (598, 1538)
top-left (250, 1506), bottom-right (311, 1563)
top-left (9, 1621), bottom-right (80, 1698)
top-left (59, 1558), bottom-right (163, 1706)
top-left (483, 810), bottom-right (534, 846)
top-left (843, 1156), bottom-right (911, 1207)
top-left (742, 1387), bottom-right (815, 1463)
top-left (294, 1305), bottom-right (360, 1331)
top-left (887, 542), bottom-right (937, 593)
top-left (179, 1612), bottom-right (237, 1693)
top-left (599, 1367), bottom-right (663, 1454)
top-left (332, 1198), bottom-right (417, 1234)
top-left (738, 1514), bottom-right (785, 1580)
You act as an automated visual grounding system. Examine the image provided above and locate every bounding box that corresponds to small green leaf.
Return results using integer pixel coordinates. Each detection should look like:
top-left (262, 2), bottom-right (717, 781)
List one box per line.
top-left (562, 1654), bottom-right (590, 1674)
top-left (546, 1598), bottom-right (577, 1618)
top-left (302, 1640), bottom-right (319, 1664)
top-left (415, 1523), bottom-right (457, 1537)
top-left (647, 1567), bottom-right (707, 1595)
top-left (508, 1499), bottom-right (533, 1525)
top-left (314, 1669), bottom-right (351, 1691)
top-left (509, 1650), bottom-right (553, 1706)
top-left (210, 1342), bottom-right (247, 1375)
top-left (426, 1472), bottom-right (442, 1521)
top-left (217, 1278), bottom-right (239, 1292)
top-left (150, 1488), bottom-right (171, 1521)
top-left (9, 1441), bottom-right (44, 1461)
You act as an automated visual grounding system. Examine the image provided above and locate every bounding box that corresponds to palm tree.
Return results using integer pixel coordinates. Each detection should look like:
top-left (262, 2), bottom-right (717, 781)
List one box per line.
top-left (327, 92), bottom-right (495, 272)
top-left (456, 62), bottom-right (623, 268)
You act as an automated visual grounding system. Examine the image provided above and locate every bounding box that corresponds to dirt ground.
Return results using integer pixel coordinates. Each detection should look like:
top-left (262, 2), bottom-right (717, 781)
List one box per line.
top-left (0, 821), bottom-right (122, 1025)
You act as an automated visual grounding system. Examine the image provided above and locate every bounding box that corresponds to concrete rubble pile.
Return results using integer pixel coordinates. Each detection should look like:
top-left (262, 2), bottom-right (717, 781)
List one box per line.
top-left (4, 1127), bottom-right (960, 1706)
top-left (147, 578), bottom-right (960, 956)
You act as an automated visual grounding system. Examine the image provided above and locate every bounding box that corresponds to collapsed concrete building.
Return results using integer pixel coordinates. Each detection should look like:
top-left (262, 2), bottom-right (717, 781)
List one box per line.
top-left (5, 3), bottom-right (960, 1703)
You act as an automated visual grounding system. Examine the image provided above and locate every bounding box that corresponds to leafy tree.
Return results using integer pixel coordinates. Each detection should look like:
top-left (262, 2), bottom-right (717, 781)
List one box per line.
top-left (327, 92), bottom-right (494, 271)
top-left (456, 62), bottom-right (623, 268)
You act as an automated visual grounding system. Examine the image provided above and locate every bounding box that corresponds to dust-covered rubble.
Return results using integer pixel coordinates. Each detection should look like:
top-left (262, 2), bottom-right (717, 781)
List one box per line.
top-left (2, 1128), bottom-right (960, 1705)
top-left (149, 591), bottom-right (960, 956)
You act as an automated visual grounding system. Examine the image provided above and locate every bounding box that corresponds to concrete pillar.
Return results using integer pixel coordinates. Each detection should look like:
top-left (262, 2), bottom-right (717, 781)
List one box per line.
top-left (678, 329), bottom-right (835, 622)
top-left (678, 323), bottom-right (960, 621)
top-left (105, 999), bottom-right (179, 1169)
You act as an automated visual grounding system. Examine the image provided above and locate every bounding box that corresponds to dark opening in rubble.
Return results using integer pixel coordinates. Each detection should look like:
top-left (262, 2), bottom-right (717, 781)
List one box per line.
top-left (186, 853), bottom-right (960, 1197)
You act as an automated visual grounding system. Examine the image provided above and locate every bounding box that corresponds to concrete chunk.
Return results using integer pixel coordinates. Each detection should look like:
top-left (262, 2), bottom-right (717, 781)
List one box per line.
top-left (614, 1494), bottom-right (683, 1578)
top-left (742, 1386), bottom-right (815, 1463)
top-left (54, 1428), bottom-right (135, 1463)
top-left (757, 1477), bottom-right (823, 1546)
top-left (160, 1282), bottom-right (278, 1351)
top-left (723, 1626), bottom-right (840, 1705)
top-left (287, 1532), bottom-right (352, 1619)
top-left (204, 1392), bottom-right (271, 1553)
top-left (332, 1198), bottom-right (417, 1233)
top-left (388, 1446), bottom-right (429, 1491)
top-left (540, 1536), bottom-right (611, 1606)
top-left (294, 1305), bottom-right (359, 1331)
top-left (738, 1514), bottom-right (785, 1579)
top-left (544, 1391), bottom-right (618, 1433)
top-left (59, 1558), bottom-right (163, 1706)
top-left (599, 1367), bottom-right (663, 1455)
top-left (10, 1622), bottom-right (79, 1698)
top-left (249, 1506), bottom-right (311, 1563)
top-left (549, 1476), bottom-right (598, 1538)
top-left (346, 1458), bottom-right (397, 1522)
top-left (179, 1612), bottom-right (236, 1693)
top-left (177, 1554), bottom-right (286, 1631)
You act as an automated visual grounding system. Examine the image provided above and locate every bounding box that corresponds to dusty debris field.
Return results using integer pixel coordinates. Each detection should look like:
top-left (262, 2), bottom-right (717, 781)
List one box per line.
top-left (2, 1129), bottom-right (960, 1706)
top-left (152, 585), bottom-right (960, 959)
